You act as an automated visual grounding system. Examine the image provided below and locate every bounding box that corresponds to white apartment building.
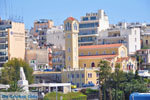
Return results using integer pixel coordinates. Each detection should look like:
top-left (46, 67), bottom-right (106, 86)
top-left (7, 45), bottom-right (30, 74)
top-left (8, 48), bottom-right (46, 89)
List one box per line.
top-left (78, 9), bottom-right (109, 46)
top-left (46, 25), bottom-right (65, 49)
top-left (98, 23), bottom-right (141, 54)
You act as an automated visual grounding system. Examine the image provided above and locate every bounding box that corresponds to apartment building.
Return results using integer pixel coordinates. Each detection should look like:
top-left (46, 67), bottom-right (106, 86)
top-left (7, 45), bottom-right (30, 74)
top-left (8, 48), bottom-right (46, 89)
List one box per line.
top-left (98, 23), bottom-right (141, 54)
top-left (52, 47), bottom-right (65, 71)
top-left (33, 19), bottom-right (53, 36)
top-left (46, 25), bottom-right (65, 49)
top-left (0, 18), bottom-right (25, 67)
top-left (136, 49), bottom-right (150, 70)
top-left (33, 19), bottom-right (54, 47)
top-left (141, 24), bottom-right (150, 48)
top-left (78, 9), bottom-right (109, 46)
top-left (25, 48), bottom-right (50, 70)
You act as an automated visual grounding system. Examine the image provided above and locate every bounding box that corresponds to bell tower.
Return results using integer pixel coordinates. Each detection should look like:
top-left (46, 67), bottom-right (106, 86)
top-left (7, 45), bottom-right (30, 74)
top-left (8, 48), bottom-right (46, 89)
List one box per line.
top-left (64, 17), bottom-right (79, 69)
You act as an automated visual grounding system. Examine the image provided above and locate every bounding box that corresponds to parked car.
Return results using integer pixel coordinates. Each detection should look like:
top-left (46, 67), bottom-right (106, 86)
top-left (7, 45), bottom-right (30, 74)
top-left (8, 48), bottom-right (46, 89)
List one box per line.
top-left (44, 69), bottom-right (53, 72)
top-left (82, 83), bottom-right (95, 87)
top-left (71, 85), bottom-right (77, 89)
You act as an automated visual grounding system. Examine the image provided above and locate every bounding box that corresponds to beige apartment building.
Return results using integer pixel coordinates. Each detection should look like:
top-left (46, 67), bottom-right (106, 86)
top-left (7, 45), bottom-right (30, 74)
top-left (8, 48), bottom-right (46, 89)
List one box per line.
top-left (0, 18), bottom-right (25, 67)
top-left (34, 19), bottom-right (53, 35)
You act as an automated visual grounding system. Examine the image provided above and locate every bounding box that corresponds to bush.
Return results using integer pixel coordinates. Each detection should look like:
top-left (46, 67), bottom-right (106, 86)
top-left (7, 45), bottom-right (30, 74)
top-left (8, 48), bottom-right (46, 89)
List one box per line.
top-left (44, 92), bottom-right (87, 100)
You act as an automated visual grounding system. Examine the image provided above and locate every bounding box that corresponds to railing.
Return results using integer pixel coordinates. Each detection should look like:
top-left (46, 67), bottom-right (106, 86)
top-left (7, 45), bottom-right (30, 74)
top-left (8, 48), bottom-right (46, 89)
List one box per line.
top-left (78, 39), bottom-right (94, 42)
top-left (79, 32), bottom-right (97, 35)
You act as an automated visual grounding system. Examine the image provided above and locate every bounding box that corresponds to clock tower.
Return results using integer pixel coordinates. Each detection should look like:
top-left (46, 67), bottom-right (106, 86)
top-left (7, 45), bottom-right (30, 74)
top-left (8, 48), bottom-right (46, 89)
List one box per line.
top-left (64, 17), bottom-right (79, 69)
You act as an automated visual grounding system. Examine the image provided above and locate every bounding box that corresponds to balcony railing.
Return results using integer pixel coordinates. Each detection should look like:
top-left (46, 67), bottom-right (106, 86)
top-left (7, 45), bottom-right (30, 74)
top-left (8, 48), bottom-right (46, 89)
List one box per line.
top-left (79, 32), bottom-right (97, 35)
top-left (79, 39), bottom-right (94, 42)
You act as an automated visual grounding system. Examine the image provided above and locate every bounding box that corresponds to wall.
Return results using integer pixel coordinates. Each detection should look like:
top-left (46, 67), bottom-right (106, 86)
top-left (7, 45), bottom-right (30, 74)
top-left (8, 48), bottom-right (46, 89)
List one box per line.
top-left (8, 22), bottom-right (25, 60)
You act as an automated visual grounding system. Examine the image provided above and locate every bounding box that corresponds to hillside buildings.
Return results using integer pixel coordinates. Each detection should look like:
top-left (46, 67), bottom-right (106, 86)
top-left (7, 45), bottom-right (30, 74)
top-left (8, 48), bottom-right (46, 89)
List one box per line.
top-left (98, 23), bottom-right (141, 54)
top-left (136, 49), bottom-right (150, 70)
top-left (62, 17), bottom-right (137, 88)
top-left (78, 9), bottom-right (109, 46)
top-left (141, 24), bottom-right (150, 48)
top-left (46, 25), bottom-right (65, 49)
top-left (0, 18), bottom-right (25, 67)
top-left (33, 19), bottom-right (53, 36)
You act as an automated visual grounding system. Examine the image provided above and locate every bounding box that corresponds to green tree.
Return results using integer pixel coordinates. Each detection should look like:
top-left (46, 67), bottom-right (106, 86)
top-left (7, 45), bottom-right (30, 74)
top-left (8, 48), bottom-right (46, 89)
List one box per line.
top-left (136, 54), bottom-right (143, 70)
top-left (0, 58), bottom-right (34, 91)
top-left (97, 60), bottom-right (112, 100)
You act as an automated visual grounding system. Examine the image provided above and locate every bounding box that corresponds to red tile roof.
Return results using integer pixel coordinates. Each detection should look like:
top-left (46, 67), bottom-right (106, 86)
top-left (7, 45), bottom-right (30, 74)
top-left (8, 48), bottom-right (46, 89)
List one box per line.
top-left (79, 44), bottom-right (123, 49)
top-left (79, 54), bottom-right (117, 59)
top-left (67, 17), bottom-right (75, 21)
top-left (116, 57), bottom-right (129, 62)
top-left (116, 57), bottom-right (136, 63)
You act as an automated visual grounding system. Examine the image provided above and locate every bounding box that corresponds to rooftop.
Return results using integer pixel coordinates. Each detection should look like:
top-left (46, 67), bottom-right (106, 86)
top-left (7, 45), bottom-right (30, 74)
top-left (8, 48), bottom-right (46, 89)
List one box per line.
top-left (67, 17), bottom-right (75, 21)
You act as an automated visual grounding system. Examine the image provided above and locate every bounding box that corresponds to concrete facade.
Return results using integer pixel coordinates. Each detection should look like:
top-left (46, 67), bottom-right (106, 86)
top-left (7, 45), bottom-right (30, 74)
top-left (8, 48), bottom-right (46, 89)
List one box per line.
top-left (0, 19), bottom-right (25, 67)
top-left (64, 17), bottom-right (79, 69)
top-left (46, 25), bottom-right (65, 49)
top-left (79, 9), bottom-right (109, 46)
top-left (98, 27), bottom-right (141, 54)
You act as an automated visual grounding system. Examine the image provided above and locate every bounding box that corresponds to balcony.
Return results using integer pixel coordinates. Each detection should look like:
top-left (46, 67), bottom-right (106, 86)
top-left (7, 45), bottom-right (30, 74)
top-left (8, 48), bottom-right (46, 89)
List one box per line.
top-left (0, 33), bottom-right (8, 37)
top-left (78, 40), bottom-right (94, 44)
top-left (79, 33), bottom-right (98, 37)
top-left (0, 40), bottom-right (7, 44)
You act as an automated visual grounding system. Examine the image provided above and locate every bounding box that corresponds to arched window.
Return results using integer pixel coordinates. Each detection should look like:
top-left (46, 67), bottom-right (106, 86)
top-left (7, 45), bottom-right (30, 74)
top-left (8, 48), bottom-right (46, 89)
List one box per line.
top-left (65, 22), bottom-right (71, 31)
top-left (91, 62), bottom-right (95, 67)
top-left (73, 22), bottom-right (77, 30)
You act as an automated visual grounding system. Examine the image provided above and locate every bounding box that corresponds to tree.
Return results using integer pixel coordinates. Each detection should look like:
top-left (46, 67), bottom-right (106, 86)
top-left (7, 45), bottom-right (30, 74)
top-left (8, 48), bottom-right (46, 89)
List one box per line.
top-left (97, 60), bottom-right (112, 100)
top-left (0, 58), bottom-right (34, 91)
top-left (136, 54), bottom-right (143, 70)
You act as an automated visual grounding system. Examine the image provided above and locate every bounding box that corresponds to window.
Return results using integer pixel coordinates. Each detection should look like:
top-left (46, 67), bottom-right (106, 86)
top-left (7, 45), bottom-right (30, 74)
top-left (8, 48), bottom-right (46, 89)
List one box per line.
top-left (68, 74), bottom-right (70, 78)
top-left (68, 56), bottom-right (71, 61)
top-left (90, 16), bottom-right (96, 20)
top-left (135, 38), bottom-right (137, 42)
top-left (88, 73), bottom-right (92, 78)
top-left (84, 64), bottom-right (86, 67)
top-left (121, 50), bottom-right (125, 57)
top-left (88, 52), bottom-right (91, 55)
top-left (80, 53), bottom-right (84, 56)
top-left (72, 74), bottom-right (74, 78)
top-left (135, 30), bottom-right (136, 35)
top-left (76, 74), bottom-right (79, 78)
top-left (65, 22), bottom-right (71, 31)
top-left (96, 51), bottom-right (99, 55)
top-left (135, 45), bottom-right (137, 50)
top-left (91, 62), bottom-right (95, 67)
top-left (79, 22), bottom-right (99, 28)
top-left (68, 48), bottom-right (71, 52)
top-left (73, 22), bottom-right (78, 30)
top-left (96, 73), bottom-right (99, 77)
top-left (103, 51), bottom-right (106, 54)
top-left (112, 51), bottom-right (115, 54)
top-left (146, 40), bottom-right (148, 45)
top-left (77, 83), bottom-right (79, 87)
top-left (83, 17), bottom-right (88, 21)
top-left (82, 74), bottom-right (84, 78)
top-left (67, 34), bottom-right (71, 38)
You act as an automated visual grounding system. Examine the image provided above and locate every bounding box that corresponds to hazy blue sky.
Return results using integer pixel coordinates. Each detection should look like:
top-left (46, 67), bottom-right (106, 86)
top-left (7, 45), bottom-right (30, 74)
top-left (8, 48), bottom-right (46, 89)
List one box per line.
top-left (0, 0), bottom-right (150, 29)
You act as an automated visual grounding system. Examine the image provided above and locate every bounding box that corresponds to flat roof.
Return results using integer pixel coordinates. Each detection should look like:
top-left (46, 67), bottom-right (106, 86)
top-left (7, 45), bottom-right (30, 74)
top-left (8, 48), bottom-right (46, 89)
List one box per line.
top-left (28, 83), bottom-right (71, 87)
top-left (33, 71), bottom-right (61, 75)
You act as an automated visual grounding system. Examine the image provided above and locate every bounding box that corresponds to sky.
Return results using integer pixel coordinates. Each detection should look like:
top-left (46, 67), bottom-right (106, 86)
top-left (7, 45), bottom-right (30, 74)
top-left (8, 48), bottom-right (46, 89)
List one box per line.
top-left (0, 0), bottom-right (150, 29)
